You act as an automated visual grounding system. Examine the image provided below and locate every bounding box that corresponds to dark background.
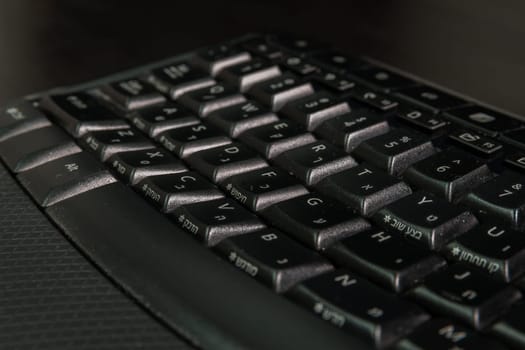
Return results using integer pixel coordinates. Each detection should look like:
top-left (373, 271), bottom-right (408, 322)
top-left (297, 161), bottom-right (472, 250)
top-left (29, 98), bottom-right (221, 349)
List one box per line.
top-left (1, 0), bottom-right (524, 116)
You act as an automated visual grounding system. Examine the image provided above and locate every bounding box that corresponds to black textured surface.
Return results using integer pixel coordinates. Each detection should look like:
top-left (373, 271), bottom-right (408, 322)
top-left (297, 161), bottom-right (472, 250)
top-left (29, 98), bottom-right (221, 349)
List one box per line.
top-left (0, 163), bottom-right (194, 350)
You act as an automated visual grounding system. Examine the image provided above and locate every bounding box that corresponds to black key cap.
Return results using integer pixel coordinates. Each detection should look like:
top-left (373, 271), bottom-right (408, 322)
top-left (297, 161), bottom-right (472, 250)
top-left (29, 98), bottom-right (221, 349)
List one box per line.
top-left (491, 303), bottom-right (525, 349)
top-left (374, 191), bottom-right (478, 249)
top-left (108, 148), bottom-right (186, 185)
top-left (131, 101), bottom-right (199, 137)
top-left (193, 44), bottom-right (251, 76)
top-left (354, 128), bottom-right (436, 176)
top-left (450, 129), bottom-right (504, 156)
top-left (446, 223), bottom-right (525, 282)
top-left (316, 108), bottom-right (390, 152)
top-left (241, 37), bottom-right (284, 62)
top-left (445, 105), bottom-right (522, 136)
top-left (328, 227), bottom-right (445, 292)
top-left (311, 71), bottom-right (356, 93)
top-left (396, 318), bottom-right (507, 350)
top-left (347, 85), bottom-right (399, 111)
top-left (311, 50), bottom-right (367, 72)
top-left (290, 269), bottom-right (429, 348)
top-left (178, 83), bottom-right (246, 117)
top-left (158, 123), bottom-right (231, 158)
top-left (0, 101), bottom-right (51, 142)
top-left (404, 148), bottom-right (493, 202)
top-left (270, 35), bottom-right (326, 55)
top-left (17, 152), bottom-right (116, 207)
top-left (280, 54), bottom-right (320, 76)
top-left (462, 171), bottom-right (525, 229)
top-left (274, 141), bottom-right (357, 186)
top-left (81, 128), bottom-right (153, 161)
top-left (350, 67), bottom-right (417, 91)
top-left (218, 58), bottom-right (281, 92)
top-left (409, 264), bottom-right (521, 329)
top-left (261, 193), bottom-right (370, 250)
top-left (280, 92), bottom-right (350, 131)
top-left (396, 104), bottom-right (449, 134)
top-left (186, 142), bottom-right (267, 183)
top-left (396, 85), bottom-right (469, 112)
top-left (239, 120), bottom-right (316, 159)
top-left (100, 78), bottom-right (166, 110)
top-left (215, 229), bottom-right (333, 293)
top-left (317, 164), bottom-right (412, 216)
top-left (40, 92), bottom-right (128, 137)
top-left (147, 61), bottom-right (215, 99)
top-left (247, 73), bottom-right (314, 111)
top-left (137, 172), bottom-right (223, 212)
top-left (505, 152), bottom-right (525, 173)
top-left (221, 166), bottom-right (308, 211)
top-left (173, 198), bottom-right (265, 246)
top-left (0, 125), bottom-right (80, 173)
top-left (502, 128), bottom-right (525, 151)
top-left (206, 100), bottom-right (278, 138)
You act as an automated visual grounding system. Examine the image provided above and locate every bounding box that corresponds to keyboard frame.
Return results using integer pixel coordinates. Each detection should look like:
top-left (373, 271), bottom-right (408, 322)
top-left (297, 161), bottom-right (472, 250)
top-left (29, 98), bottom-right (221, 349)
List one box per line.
top-left (6, 33), bottom-right (525, 350)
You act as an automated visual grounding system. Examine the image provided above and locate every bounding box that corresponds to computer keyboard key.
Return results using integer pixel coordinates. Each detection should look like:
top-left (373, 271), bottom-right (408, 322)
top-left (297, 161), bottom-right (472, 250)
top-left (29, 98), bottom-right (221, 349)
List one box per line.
top-left (131, 101), bottom-right (199, 137)
top-left (445, 105), bottom-right (522, 136)
top-left (374, 191), bottom-right (477, 249)
top-left (290, 269), bottom-right (429, 348)
top-left (0, 125), bottom-right (81, 173)
top-left (193, 44), bottom-right (251, 76)
top-left (409, 264), bottom-right (521, 329)
top-left (269, 35), bottom-right (326, 55)
top-left (0, 101), bottom-right (51, 142)
top-left (239, 120), bottom-right (316, 159)
top-left (505, 152), bottom-right (525, 173)
top-left (178, 83), bottom-right (246, 117)
top-left (462, 171), bottom-right (525, 229)
top-left (247, 73), bottom-right (314, 111)
top-left (147, 61), bottom-right (215, 99)
top-left (158, 123), bottom-right (231, 158)
top-left (317, 164), bottom-right (412, 216)
top-left (206, 101), bottom-right (278, 138)
top-left (311, 50), bottom-right (367, 72)
top-left (491, 303), bottom-right (525, 349)
top-left (445, 223), bottom-right (525, 282)
top-left (261, 193), bottom-right (370, 250)
top-left (347, 85), bottom-right (399, 111)
top-left (328, 228), bottom-right (446, 292)
top-left (138, 172), bottom-right (223, 212)
top-left (17, 152), bottom-right (116, 207)
top-left (274, 141), bottom-right (357, 186)
top-left (100, 78), bottom-right (166, 110)
top-left (396, 318), bottom-right (507, 350)
top-left (404, 148), bottom-right (493, 202)
top-left (280, 92), bottom-right (350, 131)
top-left (40, 92), bottom-right (128, 137)
top-left (219, 58), bottom-right (281, 92)
top-left (216, 229), bottom-right (333, 293)
top-left (241, 37), bottom-right (284, 62)
top-left (354, 128), bottom-right (436, 176)
top-left (221, 166), bottom-right (308, 211)
top-left (186, 142), bottom-right (268, 183)
top-left (81, 128), bottom-right (154, 161)
top-left (316, 108), bottom-right (390, 152)
top-left (396, 104), bottom-right (449, 134)
top-left (450, 129), bottom-right (504, 156)
top-left (502, 128), bottom-right (525, 151)
top-left (311, 71), bottom-right (356, 92)
top-left (173, 198), bottom-right (265, 246)
top-left (396, 85), bottom-right (469, 112)
top-left (280, 54), bottom-right (320, 76)
top-left (350, 67), bottom-right (417, 91)
top-left (108, 148), bottom-right (186, 185)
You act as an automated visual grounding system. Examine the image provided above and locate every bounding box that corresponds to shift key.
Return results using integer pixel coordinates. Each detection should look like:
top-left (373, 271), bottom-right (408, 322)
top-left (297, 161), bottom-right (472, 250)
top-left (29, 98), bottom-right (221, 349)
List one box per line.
top-left (17, 152), bottom-right (116, 207)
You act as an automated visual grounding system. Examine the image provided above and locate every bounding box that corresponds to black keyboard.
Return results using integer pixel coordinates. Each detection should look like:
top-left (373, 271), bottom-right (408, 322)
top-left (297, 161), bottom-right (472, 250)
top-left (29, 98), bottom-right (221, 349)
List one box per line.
top-left (2, 33), bottom-right (525, 350)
